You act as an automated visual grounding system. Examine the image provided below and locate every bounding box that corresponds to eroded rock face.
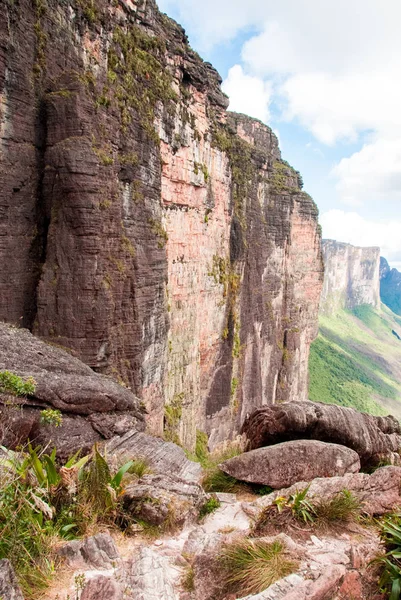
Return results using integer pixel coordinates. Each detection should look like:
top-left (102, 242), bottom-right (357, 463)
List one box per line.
top-left (58, 533), bottom-right (120, 570)
top-left (252, 466), bottom-right (401, 516)
top-left (321, 240), bottom-right (380, 314)
top-left (0, 559), bottom-right (24, 600)
top-left (0, 0), bottom-right (323, 449)
top-left (106, 429), bottom-right (202, 483)
top-left (81, 576), bottom-right (123, 600)
top-left (124, 547), bottom-right (177, 600)
top-left (0, 322), bottom-right (144, 455)
top-left (242, 401), bottom-right (401, 466)
top-left (220, 440), bottom-right (360, 488)
top-left (122, 473), bottom-right (205, 528)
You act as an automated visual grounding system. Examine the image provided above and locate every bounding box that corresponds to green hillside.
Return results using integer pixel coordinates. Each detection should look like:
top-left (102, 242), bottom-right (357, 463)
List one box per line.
top-left (309, 304), bottom-right (401, 417)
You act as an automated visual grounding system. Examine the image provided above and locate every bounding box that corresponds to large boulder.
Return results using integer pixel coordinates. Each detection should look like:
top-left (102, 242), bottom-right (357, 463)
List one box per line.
top-left (220, 440), bottom-right (360, 488)
top-left (0, 322), bottom-right (145, 456)
top-left (242, 401), bottom-right (401, 466)
top-left (81, 576), bottom-right (123, 600)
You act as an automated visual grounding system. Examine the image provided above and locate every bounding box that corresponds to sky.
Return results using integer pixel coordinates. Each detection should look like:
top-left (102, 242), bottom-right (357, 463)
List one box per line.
top-left (157, 0), bottom-right (401, 269)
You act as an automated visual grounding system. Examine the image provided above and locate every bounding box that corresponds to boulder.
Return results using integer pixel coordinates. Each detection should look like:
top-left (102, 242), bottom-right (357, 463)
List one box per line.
top-left (0, 559), bottom-right (24, 600)
top-left (0, 322), bottom-right (145, 456)
top-left (107, 430), bottom-right (202, 484)
top-left (242, 401), bottom-right (401, 466)
top-left (254, 465), bottom-right (401, 516)
top-left (122, 473), bottom-right (206, 529)
top-left (220, 440), bottom-right (360, 488)
top-left (124, 547), bottom-right (177, 600)
top-left (81, 576), bottom-right (123, 600)
top-left (58, 533), bottom-right (120, 569)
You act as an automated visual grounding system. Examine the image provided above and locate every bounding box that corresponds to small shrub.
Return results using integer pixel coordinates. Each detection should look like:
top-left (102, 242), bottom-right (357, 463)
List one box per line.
top-left (40, 409), bottom-right (63, 427)
top-left (0, 371), bottom-right (36, 396)
top-left (199, 496), bottom-right (220, 519)
top-left (219, 538), bottom-right (298, 596)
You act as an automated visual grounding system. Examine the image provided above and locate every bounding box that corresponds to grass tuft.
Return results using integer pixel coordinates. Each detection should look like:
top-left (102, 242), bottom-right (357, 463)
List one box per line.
top-left (219, 538), bottom-right (298, 596)
top-left (314, 490), bottom-right (361, 524)
top-left (181, 563), bottom-right (195, 591)
top-left (198, 496), bottom-right (221, 519)
top-left (127, 458), bottom-right (152, 479)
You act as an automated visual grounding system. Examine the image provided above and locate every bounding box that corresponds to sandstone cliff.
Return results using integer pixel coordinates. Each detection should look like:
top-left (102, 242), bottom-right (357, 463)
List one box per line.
top-left (380, 257), bottom-right (401, 316)
top-left (0, 0), bottom-right (323, 448)
top-left (320, 240), bottom-right (380, 314)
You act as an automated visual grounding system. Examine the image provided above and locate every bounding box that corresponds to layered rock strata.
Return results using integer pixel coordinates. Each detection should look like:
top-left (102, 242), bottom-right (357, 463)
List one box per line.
top-left (0, 321), bottom-right (145, 456)
top-left (0, 0), bottom-right (323, 449)
top-left (242, 401), bottom-right (401, 466)
top-left (321, 240), bottom-right (380, 314)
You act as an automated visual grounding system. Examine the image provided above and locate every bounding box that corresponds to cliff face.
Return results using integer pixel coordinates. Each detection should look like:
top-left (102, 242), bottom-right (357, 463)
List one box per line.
top-left (0, 0), bottom-right (323, 448)
top-left (380, 257), bottom-right (401, 316)
top-left (320, 240), bottom-right (380, 314)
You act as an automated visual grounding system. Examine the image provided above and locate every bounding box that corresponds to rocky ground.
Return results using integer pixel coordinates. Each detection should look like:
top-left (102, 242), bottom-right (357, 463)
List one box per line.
top-left (37, 481), bottom-right (387, 600)
top-left (3, 436), bottom-right (398, 600)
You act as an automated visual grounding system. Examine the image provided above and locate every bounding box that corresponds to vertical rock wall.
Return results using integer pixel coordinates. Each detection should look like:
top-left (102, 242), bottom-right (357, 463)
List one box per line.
top-left (320, 240), bottom-right (380, 314)
top-left (0, 0), bottom-right (323, 448)
top-left (380, 257), bottom-right (401, 316)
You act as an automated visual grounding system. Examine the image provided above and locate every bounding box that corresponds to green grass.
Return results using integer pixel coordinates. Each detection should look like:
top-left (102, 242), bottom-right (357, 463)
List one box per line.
top-left (314, 490), bottom-right (361, 524)
top-left (198, 496), bottom-right (221, 519)
top-left (309, 304), bottom-right (401, 416)
top-left (219, 538), bottom-right (298, 596)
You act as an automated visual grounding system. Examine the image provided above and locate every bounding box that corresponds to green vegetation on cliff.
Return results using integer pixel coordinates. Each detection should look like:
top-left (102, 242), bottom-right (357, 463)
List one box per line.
top-left (309, 304), bottom-right (401, 417)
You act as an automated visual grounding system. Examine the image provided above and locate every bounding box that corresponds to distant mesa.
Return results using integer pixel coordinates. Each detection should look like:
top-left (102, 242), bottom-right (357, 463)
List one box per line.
top-left (380, 257), bottom-right (401, 316)
top-left (320, 239), bottom-right (380, 314)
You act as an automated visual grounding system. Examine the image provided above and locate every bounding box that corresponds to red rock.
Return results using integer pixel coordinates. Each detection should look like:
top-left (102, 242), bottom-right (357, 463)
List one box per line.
top-left (337, 571), bottom-right (363, 600)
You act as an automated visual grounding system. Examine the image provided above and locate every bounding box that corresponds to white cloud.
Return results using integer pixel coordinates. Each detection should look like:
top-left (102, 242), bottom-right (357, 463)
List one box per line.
top-left (333, 139), bottom-right (401, 205)
top-left (158, 0), bottom-right (401, 207)
top-left (222, 65), bottom-right (272, 123)
top-left (156, 0), bottom-right (265, 51)
top-left (320, 210), bottom-right (401, 268)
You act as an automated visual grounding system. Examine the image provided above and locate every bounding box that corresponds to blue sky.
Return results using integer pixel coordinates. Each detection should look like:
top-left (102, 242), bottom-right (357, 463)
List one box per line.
top-left (158, 0), bottom-right (401, 268)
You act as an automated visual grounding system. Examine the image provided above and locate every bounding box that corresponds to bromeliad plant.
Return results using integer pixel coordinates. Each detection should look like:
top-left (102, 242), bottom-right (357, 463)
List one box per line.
top-left (0, 443), bottom-right (134, 598)
top-left (375, 515), bottom-right (401, 600)
top-left (273, 486), bottom-right (316, 523)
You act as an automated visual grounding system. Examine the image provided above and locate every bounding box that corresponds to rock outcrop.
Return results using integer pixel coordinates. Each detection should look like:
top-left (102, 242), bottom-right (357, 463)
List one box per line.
top-left (0, 559), bottom-right (24, 600)
top-left (122, 473), bottom-right (205, 528)
top-left (241, 401), bottom-right (401, 466)
top-left (251, 465), bottom-right (401, 516)
top-left (220, 440), bottom-right (360, 488)
top-left (0, 322), bottom-right (144, 456)
top-left (106, 429), bottom-right (202, 483)
top-left (0, 0), bottom-right (323, 449)
top-left (320, 240), bottom-right (380, 314)
top-left (380, 257), bottom-right (401, 316)
top-left (55, 489), bottom-right (384, 600)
